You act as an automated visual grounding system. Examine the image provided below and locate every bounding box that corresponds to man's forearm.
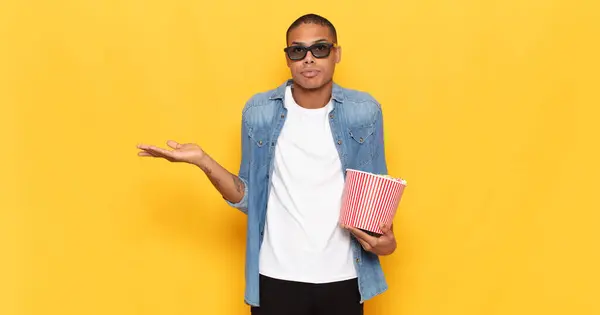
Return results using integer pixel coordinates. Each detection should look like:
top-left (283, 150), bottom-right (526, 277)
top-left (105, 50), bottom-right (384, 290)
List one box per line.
top-left (195, 154), bottom-right (245, 203)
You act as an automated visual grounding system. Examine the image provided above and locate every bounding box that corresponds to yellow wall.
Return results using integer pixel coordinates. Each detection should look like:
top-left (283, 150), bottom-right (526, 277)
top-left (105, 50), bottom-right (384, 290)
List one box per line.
top-left (1, 0), bottom-right (599, 314)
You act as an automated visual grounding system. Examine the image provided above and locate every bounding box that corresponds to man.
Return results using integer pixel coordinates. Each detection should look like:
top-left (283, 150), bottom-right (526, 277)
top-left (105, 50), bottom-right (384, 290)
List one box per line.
top-left (137, 13), bottom-right (396, 315)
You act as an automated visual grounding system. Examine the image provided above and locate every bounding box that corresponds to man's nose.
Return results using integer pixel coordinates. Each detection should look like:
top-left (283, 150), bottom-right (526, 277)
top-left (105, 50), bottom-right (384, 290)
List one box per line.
top-left (303, 50), bottom-right (316, 64)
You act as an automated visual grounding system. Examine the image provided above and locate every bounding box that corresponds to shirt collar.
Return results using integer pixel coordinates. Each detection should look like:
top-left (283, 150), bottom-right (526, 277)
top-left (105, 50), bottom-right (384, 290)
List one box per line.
top-left (269, 79), bottom-right (344, 103)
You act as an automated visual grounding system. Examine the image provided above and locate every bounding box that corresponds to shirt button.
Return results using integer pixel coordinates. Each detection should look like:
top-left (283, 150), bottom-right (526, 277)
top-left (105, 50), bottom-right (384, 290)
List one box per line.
top-left (258, 140), bottom-right (263, 145)
top-left (359, 137), bottom-right (364, 143)
top-left (356, 258), bottom-right (360, 263)
top-left (329, 113), bottom-right (334, 119)
top-left (281, 114), bottom-right (285, 118)
top-left (337, 140), bottom-right (342, 145)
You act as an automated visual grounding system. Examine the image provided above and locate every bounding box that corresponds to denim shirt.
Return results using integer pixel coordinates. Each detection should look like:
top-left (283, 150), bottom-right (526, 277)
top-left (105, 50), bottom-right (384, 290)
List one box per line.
top-left (226, 79), bottom-right (390, 307)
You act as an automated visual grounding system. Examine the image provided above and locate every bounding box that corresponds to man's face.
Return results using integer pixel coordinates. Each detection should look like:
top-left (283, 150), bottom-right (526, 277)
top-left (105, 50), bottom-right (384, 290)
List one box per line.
top-left (285, 23), bottom-right (341, 90)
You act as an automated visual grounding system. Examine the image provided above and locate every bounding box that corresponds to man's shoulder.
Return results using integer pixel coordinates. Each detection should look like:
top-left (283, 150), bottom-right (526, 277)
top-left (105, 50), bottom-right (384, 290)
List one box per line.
top-left (244, 90), bottom-right (276, 108)
top-left (240, 83), bottom-right (285, 127)
top-left (241, 82), bottom-right (287, 113)
top-left (334, 83), bottom-right (383, 124)
top-left (336, 84), bottom-right (382, 108)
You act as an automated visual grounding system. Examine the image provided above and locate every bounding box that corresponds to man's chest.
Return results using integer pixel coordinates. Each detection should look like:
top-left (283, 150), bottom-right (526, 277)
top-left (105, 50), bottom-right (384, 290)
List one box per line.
top-left (277, 113), bottom-right (338, 156)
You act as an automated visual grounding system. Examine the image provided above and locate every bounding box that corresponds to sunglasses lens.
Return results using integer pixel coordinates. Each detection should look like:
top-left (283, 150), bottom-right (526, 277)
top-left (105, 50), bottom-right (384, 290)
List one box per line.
top-left (311, 43), bottom-right (332, 58)
top-left (287, 46), bottom-right (307, 60)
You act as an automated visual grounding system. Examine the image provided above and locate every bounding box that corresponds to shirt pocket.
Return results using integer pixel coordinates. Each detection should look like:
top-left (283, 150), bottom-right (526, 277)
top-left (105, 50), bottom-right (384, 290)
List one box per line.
top-left (347, 124), bottom-right (376, 167)
top-left (248, 127), bottom-right (271, 168)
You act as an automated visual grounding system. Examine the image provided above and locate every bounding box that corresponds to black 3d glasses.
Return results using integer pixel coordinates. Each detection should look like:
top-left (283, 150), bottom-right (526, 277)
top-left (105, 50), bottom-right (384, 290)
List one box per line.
top-left (284, 42), bottom-right (337, 61)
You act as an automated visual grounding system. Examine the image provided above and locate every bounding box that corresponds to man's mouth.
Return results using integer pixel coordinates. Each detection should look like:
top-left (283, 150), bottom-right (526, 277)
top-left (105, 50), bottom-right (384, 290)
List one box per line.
top-left (301, 70), bottom-right (319, 78)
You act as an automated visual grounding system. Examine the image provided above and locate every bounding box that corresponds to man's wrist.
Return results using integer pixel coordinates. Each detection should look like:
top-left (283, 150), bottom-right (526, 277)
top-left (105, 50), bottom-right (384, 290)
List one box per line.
top-left (194, 154), bottom-right (211, 171)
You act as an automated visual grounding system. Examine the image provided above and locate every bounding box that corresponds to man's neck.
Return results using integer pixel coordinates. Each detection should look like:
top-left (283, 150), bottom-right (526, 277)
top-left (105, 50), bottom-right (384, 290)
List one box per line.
top-left (291, 81), bottom-right (333, 109)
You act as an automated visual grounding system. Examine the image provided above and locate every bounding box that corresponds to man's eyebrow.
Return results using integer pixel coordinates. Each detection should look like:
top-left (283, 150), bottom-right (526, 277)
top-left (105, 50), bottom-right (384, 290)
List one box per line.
top-left (291, 38), bottom-right (329, 46)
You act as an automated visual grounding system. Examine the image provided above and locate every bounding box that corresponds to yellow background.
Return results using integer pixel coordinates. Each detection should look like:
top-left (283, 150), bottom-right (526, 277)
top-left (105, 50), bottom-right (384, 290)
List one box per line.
top-left (1, 0), bottom-right (599, 314)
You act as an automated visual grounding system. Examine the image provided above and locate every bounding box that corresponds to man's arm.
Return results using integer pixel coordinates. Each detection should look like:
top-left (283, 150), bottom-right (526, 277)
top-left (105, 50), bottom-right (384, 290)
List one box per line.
top-left (195, 153), bottom-right (246, 206)
top-left (137, 139), bottom-right (248, 211)
top-left (137, 106), bottom-right (252, 214)
top-left (220, 114), bottom-right (251, 213)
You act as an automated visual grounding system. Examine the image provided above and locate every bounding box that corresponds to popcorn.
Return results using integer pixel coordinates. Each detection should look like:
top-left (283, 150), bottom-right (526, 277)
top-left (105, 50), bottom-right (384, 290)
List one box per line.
top-left (379, 174), bottom-right (408, 185)
top-left (339, 169), bottom-right (407, 235)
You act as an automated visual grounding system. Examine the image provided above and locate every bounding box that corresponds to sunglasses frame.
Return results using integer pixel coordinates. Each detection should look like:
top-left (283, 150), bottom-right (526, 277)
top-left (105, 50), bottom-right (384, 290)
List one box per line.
top-left (283, 42), bottom-right (338, 61)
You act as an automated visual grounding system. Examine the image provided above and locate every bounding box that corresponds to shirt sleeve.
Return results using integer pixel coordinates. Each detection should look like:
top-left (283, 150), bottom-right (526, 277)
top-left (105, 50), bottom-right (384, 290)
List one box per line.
top-left (224, 112), bottom-right (251, 214)
top-left (373, 105), bottom-right (389, 175)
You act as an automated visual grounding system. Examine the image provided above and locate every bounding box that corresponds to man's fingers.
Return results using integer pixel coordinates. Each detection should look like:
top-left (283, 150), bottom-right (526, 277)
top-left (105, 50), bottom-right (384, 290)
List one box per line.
top-left (166, 140), bottom-right (181, 150)
top-left (137, 142), bottom-right (178, 152)
top-left (137, 143), bottom-right (181, 163)
top-left (355, 237), bottom-right (372, 251)
top-left (346, 226), bottom-right (378, 248)
top-left (380, 223), bottom-right (393, 236)
top-left (137, 145), bottom-right (176, 160)
top-left (137, 144), bottom-right (165, 153)
top-left (146, 146), bottom-right (174, 157)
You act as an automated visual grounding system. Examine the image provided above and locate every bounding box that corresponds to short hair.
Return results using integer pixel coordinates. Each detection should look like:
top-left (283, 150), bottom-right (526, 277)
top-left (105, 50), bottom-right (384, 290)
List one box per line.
top-left (286, 13), bottom-right (338, 44)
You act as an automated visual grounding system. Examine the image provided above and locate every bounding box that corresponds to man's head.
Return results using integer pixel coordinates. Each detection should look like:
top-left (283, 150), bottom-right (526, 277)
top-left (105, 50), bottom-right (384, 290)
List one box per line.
top-left (284, 14), bottom-right (341, 91)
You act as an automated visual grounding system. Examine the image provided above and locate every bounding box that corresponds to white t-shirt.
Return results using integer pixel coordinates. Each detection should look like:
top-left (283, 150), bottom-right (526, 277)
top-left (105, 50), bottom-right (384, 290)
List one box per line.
top-left (258, 85), bottom-right (357, 283)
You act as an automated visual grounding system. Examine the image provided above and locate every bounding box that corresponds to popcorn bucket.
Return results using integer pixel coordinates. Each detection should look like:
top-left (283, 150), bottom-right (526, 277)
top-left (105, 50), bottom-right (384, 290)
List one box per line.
top-left (339, 169), bottom-right (407, 235)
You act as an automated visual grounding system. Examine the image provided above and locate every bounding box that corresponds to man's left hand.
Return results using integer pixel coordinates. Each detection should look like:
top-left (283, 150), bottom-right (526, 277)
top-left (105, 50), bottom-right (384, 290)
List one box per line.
top-left (341, 223), bottom-right (397, 256)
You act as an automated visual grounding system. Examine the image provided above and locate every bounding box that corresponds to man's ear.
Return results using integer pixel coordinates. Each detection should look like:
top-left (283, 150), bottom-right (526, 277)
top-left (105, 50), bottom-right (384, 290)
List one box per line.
top-left (335, 46), bottom-right (342, 63)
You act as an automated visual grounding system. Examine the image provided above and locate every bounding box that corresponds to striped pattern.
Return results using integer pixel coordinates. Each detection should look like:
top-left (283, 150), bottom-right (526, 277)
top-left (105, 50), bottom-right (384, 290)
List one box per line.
top-left (340, 169), bottom-right (406, 235)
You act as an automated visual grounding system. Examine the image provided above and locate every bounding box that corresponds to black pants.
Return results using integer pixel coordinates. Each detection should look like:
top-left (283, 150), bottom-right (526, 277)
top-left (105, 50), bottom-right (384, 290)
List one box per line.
top-left (250, 275), bottom-right (364, 315)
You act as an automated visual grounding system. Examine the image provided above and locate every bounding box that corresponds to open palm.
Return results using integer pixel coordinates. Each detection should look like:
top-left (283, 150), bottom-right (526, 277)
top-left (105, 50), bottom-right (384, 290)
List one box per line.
top-left (137, 140), bottom-right (205, 165)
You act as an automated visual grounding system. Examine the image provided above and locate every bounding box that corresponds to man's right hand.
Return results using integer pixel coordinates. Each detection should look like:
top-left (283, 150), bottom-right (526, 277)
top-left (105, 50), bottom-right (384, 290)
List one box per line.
top-left (137, 140), bottom-right (207, 167)
top-left (137, 140), bottom-right (246, 205)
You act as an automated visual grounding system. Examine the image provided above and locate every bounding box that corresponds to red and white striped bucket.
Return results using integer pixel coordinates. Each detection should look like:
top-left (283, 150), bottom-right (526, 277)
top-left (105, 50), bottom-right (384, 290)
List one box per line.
top-left (339, 169), bottom-right (407, 235)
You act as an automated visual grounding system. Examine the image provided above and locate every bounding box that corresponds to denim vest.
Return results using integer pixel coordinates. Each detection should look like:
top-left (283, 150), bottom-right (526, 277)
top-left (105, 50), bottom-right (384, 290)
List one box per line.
top-left (226, 79), bottom-right (390, 307)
